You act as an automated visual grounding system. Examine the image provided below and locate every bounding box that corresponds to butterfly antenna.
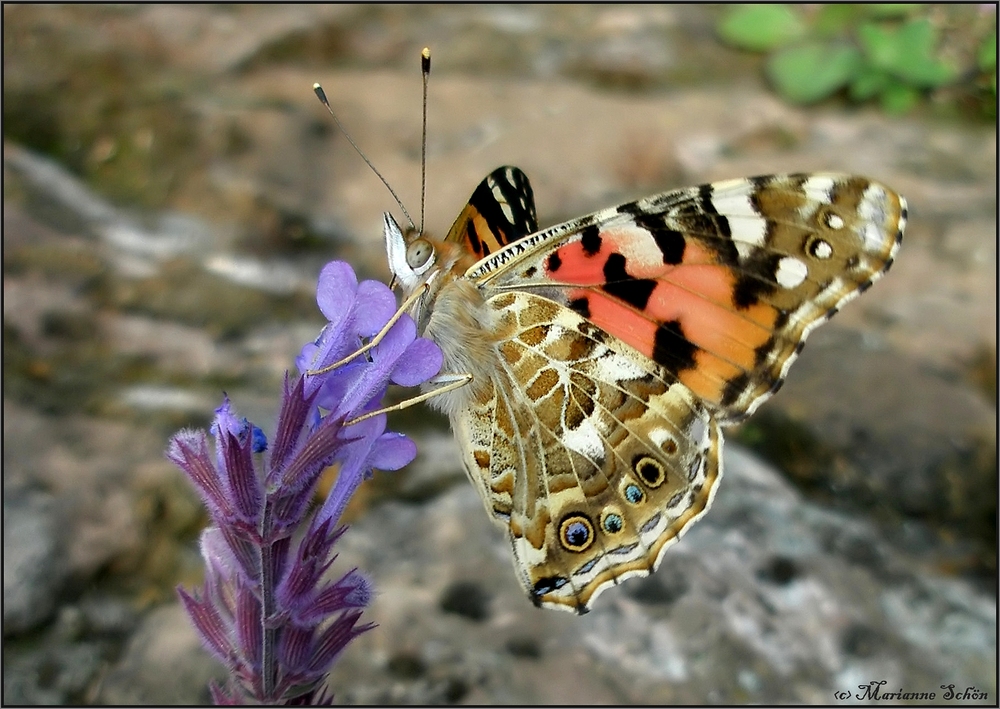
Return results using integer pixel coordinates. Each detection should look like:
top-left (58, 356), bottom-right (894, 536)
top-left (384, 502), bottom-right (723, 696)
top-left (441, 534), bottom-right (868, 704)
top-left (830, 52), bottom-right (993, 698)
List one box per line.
top-left (313, 82), bottom-right (416, 232)
top-left (419, 47), bottom-right (431, 236)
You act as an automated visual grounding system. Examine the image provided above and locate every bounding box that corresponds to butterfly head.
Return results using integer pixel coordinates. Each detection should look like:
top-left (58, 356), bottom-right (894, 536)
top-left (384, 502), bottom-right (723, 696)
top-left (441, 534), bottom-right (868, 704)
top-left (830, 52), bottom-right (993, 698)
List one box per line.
top-left (385, 211), bottom-right (476, 330)
top-left (384, 212), bottom-right (437, 290)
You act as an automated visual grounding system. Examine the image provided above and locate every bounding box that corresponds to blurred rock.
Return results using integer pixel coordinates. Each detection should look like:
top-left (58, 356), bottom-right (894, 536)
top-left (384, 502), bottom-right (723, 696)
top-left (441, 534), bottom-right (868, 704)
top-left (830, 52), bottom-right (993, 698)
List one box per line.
top-left (3, 491), bottom-right (66, 635)
top-left (97, 604), bottom-right (226, 705)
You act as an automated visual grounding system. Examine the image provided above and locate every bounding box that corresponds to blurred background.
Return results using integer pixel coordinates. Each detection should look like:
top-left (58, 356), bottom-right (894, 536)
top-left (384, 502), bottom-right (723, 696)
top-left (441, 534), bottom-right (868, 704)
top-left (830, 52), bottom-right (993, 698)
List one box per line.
top-left (3, 4), bottom-right (995, 704)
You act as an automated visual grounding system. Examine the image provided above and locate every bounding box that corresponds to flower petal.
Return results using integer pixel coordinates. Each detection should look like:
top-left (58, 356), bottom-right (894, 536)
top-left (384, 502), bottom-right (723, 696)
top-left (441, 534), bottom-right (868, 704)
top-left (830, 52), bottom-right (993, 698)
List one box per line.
top-left (390, 336), bottom-right (443, 386)
top-left (352, 279), bottom-right (398, 337)
top-left (315, 416), bottom-right (384, 527)
top-left (367, 432), bottom-right (416, 471)
top-left (315, 261), bottom-right (358, 326)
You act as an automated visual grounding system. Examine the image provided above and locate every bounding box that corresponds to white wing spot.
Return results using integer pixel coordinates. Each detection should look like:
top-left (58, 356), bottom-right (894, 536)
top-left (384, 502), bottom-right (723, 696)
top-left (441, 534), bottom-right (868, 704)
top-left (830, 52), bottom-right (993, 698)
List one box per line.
top-left (489, 179), bottom-right (515, 224)
top-left (562, 417), bottom-right (604, 459)
top-left (648, 427), bottom-right (676, 452)
top-left (862, 223), bottom-right (885, 253)
top-left (802, 176), bottom-right (835, 205)
top-left (688, 416), bottom-right (708, 446)
top-left (775, 257), bottom-right (808, 289)
top-left (810, 239), bottom-right (833, 260)
top-left (825, 213), bottom-right (845, 230)
top-left (710, 190), bottom-right (767, 249)
top-left (858, 184), bottom-right (891, 252)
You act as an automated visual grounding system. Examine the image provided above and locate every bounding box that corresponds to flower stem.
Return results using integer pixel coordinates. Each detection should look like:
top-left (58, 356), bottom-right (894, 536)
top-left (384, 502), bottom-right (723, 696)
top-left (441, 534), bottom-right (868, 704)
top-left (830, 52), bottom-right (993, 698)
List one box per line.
top-left (259, 501), bottom-right (277, 700)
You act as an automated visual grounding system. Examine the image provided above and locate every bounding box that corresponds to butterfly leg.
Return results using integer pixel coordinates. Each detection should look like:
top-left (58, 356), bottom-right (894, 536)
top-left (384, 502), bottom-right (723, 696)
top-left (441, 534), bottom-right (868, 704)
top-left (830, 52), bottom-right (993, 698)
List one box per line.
top-left (308, 283), bottom-right (430, 376)
top-left (345, 372), bottom-right (473, 426)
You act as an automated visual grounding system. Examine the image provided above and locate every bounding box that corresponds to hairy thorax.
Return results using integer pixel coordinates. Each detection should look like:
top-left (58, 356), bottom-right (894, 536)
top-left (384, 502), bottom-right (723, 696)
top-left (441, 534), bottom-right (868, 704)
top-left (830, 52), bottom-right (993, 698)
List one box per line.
top-left (412, 244), bottom-right (499, 421)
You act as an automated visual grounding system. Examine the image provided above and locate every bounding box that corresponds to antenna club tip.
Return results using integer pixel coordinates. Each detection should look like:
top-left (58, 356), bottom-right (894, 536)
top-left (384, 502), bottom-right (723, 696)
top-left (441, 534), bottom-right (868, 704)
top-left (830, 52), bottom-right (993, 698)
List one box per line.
top-left (312, 82), bottom-right (321, 90)
top-left (421, 47), bottom-right (431, 72)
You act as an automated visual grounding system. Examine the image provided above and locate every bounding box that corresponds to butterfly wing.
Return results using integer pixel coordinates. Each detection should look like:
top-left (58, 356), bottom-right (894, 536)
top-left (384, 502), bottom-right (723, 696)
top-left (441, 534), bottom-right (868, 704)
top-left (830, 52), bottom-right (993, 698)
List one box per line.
top-left (425, 171), bottom-right (905, 613)
top-left (447, 289), bottom-right (722, 612)
top-left (471, 173), bottom-right (907, 424)
top-left (444, 166), bottom-right (538, 259)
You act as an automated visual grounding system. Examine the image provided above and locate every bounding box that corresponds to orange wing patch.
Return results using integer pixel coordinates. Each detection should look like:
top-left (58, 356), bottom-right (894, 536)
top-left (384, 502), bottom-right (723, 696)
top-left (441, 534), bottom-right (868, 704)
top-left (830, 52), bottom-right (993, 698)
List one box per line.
top-left (543, 224), bottom-right (777, 407)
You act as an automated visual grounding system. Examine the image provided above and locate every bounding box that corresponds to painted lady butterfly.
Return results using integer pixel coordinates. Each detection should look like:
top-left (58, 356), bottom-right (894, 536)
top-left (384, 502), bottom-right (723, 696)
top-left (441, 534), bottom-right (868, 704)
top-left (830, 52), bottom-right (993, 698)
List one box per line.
top-left (385, 167), bottom-right (906, 613)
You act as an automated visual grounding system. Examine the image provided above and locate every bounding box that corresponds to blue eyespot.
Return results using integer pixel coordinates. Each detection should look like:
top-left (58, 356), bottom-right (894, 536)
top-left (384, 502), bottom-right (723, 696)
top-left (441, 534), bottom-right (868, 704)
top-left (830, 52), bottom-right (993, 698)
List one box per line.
top-left (559, 514), bottom-right (595, 552)
top-left (602, 513), bottom-right (624, 534)
top-left (566, 521), bottom-right (589, 546)
top-left (624, 483), bottom-right (644, 504)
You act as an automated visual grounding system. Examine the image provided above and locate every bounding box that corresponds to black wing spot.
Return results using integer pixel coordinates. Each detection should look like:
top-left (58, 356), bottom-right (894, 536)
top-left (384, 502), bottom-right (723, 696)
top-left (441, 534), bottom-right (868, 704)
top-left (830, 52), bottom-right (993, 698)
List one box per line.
top-left (733, 275), bottom-right (764, 309)
top-left (721, 371), bottom-right (751, 407)
top-left (602, 253), bottom-right (656, 309)
top-left (581, 224), bottom-right (602, 256)
top-left (547, 252), bottom-right (562, 273)
top-left (652, 320), bottom-right (698, 372)
top-left (651, 226), bottom-right (686, 265)
top-left (532, 576), bottom-right (568, 599)
top-left (569, 297), bottom-right (591, 318)
top-left (732, 252), bottom-right (781, 309)
top-left (754, 336), bottom-right (777, 367)
top-left (633, 212), bottom-right (686, 265)
top-left (467, 220), bottom-right (482, 255)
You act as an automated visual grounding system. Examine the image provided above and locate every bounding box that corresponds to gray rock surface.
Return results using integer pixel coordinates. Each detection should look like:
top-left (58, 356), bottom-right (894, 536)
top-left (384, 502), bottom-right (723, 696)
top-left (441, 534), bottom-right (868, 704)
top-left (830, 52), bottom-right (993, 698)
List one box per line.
top-left (3, 491), bottom-right (65, 635)
top-left (320, 440), bottom-right (995, 704)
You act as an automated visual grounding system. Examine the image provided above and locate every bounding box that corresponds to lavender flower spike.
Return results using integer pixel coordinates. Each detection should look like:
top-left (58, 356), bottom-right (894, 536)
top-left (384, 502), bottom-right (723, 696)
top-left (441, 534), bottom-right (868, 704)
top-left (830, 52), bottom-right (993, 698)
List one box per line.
top-left (168, 260), bottom-right (443, 704)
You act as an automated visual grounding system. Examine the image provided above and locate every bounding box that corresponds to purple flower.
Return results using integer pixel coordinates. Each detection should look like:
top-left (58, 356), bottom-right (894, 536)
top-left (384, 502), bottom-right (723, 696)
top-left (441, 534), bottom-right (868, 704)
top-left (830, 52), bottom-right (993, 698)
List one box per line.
top-left (168, 261), bottom-right (442, 704)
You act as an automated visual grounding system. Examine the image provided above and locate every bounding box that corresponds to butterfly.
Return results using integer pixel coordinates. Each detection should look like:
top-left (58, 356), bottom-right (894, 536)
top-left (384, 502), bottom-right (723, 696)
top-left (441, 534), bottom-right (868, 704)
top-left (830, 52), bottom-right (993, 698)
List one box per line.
top-left (384, 166), bottom-right (906, 614)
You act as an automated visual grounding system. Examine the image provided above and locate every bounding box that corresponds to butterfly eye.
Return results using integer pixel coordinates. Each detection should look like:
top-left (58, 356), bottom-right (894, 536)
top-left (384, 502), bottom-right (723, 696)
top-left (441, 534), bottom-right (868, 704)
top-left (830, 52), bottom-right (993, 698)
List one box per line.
top-left (406, 238), bottom-right (435, 273)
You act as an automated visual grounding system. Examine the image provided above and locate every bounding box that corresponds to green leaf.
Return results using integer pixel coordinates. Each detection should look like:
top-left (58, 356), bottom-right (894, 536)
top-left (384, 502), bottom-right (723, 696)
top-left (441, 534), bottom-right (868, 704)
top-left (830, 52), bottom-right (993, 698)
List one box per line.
top-left (861, 4), bottom-right (919, 18)
top-left (850, 67), bottom-right (889, 101)
top-left (718, 5), bottom-right (806, 52)
top-left (857, 21), bottom-right (895, 70)
top-left (979, 30), bottom-right (996, 72)
top-left (858, 18), bottom-right (957, 87)
top-left (813, 4), bottom-right (860, 38)
top-left (879, 81), bottom-right (920, 114)
top-left (895, 19), bottom-right (957, 86)
top-left (766, 42), bottom-right (863, 104)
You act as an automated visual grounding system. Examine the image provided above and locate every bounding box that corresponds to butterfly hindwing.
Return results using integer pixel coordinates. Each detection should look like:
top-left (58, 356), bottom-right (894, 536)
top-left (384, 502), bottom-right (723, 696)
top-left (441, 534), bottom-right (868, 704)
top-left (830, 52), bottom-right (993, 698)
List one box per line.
top-left (454, 290), bottom-right (722, 611)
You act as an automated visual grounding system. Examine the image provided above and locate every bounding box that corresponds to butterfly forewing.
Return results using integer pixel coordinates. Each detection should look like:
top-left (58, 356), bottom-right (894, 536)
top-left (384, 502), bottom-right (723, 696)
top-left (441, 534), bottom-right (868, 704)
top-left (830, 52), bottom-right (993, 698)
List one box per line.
top-left (445, 166), bottom-right (538, 259)
top-left (473, 174), bottom-right (906, 424)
